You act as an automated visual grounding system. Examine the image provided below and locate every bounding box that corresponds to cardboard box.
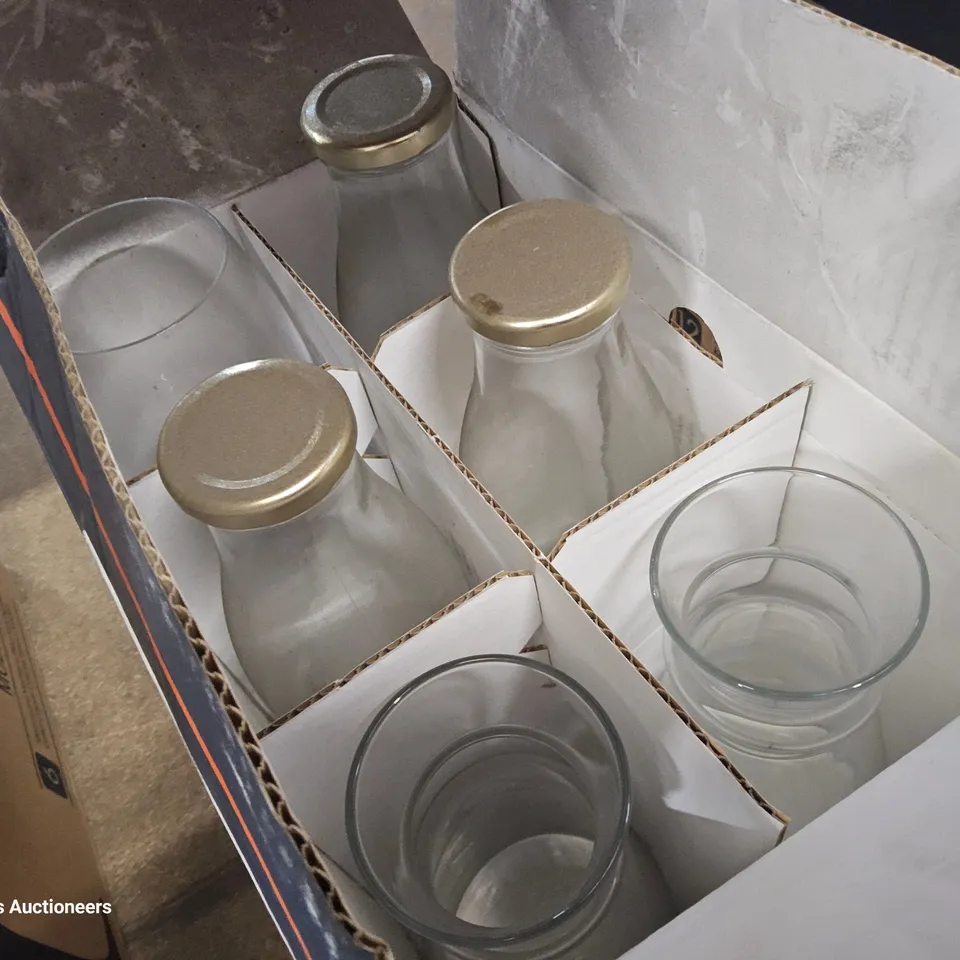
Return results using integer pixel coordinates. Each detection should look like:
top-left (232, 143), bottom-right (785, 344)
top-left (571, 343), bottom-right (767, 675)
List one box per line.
top-left (4, 4), bottom-right (960, 958)
top-left (0, 123), bottom-right (804, 957)
top-left (0, 564), bottom-right (114, 960)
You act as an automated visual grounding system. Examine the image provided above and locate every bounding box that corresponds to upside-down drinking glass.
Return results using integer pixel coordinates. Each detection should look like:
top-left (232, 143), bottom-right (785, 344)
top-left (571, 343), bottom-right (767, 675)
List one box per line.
top-left (651, 467), bottom-right (929, 830)
top-left (37, 197), bottom-right (312, 481)
top-left (347, 655), bottom-right (674, 960)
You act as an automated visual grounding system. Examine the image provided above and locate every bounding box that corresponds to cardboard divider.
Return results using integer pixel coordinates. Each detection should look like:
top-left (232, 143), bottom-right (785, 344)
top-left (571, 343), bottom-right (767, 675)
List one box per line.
top-left (551, 384), bottom-right (810, 658)
top-left (262, 572), bottom-right (541, 875)
top-left (529, 565), bottom-right (785, 921)
top-left (231, 202), bottom-right (794, 956)
top-left (371, 293), bottom-right (764, 462)
top-left (264, 570), bottom-right (544, 960)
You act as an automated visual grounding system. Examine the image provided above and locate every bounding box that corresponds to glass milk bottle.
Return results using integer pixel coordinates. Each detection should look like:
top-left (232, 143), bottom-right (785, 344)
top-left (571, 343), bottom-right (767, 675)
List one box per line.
top-left (157, 359), bottom-right (472, 718)
top-left (453, 199), bottom-right (679, 553)
top-left (301, 54), bottom-right (488, 354)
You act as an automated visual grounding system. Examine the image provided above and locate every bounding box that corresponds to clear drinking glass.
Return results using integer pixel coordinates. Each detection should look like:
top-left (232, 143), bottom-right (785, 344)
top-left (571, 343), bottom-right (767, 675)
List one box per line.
top-left (301, 54), bottom-right (488, 354)
top-left (157, 360), bottom-right (473, 719)
top-left (37, 197), bottom-right (312, 481)
top-left (453, 200), bottom-right (678, 553)
top-left (347, 655), bottom-right (674, 960)
top-left (650, 467), bottom-right (929, 830)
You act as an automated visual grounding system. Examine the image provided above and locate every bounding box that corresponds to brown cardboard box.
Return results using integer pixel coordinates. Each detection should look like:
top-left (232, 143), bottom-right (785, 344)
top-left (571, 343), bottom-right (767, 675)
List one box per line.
top-left (0, 563), bottom-right (112, 959)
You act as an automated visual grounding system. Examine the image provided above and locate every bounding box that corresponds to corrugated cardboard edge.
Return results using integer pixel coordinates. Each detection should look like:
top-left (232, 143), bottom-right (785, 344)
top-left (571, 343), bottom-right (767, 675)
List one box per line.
top-left (234, 208), bottom-right (789, 832)
top-left (261, 570), bottom-right (533, 737)
top-left (549, 381), bottom-right (812, 558)
top-left (793, 0), bottom-right (960, 81)
top-left (0, 199), bottom-right (392, 960)
top-left (370, 295), bottom-right (448, 361)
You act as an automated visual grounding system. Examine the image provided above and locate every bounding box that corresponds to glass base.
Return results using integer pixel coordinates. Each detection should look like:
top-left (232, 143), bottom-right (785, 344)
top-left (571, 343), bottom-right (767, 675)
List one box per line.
top-left (715, 712), bottom-right (887, 832)
top-left (457, 834), bottom-right (594, 929)
top-left (418, 830), bottom-right (673, 960)
top-left (408, 728), bottom-right (673, 959)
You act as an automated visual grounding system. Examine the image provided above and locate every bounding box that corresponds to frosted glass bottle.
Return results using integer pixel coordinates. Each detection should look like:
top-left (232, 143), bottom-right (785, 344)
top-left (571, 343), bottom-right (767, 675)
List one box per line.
top-left (453, 199), bottom-right (679, 553)
top-left (157, 359), bottom-right (472, 719)
top-left (301, 54), bottom-right (488, 355)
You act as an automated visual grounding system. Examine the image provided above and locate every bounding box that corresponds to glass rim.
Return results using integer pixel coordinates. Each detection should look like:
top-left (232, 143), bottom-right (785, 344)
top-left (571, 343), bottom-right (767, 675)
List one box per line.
top-left (37, 196), bottom-right (230, 356)
top-left (649, 466), bottom-right (930, 702)
top-left (345, 653), bottom-right (631, 949)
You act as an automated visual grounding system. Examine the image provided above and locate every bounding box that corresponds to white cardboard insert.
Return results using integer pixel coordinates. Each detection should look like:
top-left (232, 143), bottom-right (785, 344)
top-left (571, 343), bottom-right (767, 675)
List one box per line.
top-left (261, 571), bottom-right (542, 876)
top-left (230, 201), bottom-right (793, 954)
top-left (551, 384), bottom-right (810, 655)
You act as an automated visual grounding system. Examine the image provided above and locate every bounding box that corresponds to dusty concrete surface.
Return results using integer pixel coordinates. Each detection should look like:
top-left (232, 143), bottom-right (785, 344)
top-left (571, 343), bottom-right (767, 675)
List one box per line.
top-left (0, 0), bottom-right (424, 243)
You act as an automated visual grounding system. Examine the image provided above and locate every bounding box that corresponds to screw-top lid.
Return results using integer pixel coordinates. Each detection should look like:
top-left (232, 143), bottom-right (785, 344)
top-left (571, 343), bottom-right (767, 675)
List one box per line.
top-left (300, 54), bottom-right (455, 172)
top-left (157, 360), bottom-right (357, 530)
top-left (450, 199), bottom-right (632, 348)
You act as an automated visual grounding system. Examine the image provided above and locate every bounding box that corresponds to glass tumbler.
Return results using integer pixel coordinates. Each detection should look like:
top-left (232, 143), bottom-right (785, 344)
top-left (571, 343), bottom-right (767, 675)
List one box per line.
top-left (37, 197), bottom-right (312, 481)
top-left (347, 655), bottom-right (674, 960)
top-left (650, 467), bottom-right (929, 831)
top-left (301, 54), bottom-right (488, 354)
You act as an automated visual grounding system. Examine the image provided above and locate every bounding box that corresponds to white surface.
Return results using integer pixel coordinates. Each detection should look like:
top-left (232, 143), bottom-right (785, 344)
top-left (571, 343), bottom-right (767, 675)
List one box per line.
top-left (457, 0), bottom-right (960, 461)
top-left (325, 366), bottom-right (379, 451)
top-left (552, 385), bottom-right (809, 650)
top-left (635, 715), bottom-right (960, 959)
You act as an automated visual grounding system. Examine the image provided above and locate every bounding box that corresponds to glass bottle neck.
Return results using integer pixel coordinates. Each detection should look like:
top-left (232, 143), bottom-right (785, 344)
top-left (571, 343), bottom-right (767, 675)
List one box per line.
top-left (329, 121), bottom-right (488, 353)
top-left (329, 126), bottom-right (466, 190)
top-left (209, 454), bottom-right (367, 557)
top-left (470, 314), bottom-right (621, 379)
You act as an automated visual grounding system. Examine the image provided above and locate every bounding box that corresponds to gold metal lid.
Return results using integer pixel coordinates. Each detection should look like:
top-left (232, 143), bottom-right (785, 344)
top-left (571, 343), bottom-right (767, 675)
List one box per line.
top-left (300, 54), bottom-right (455, 172)
top-left (157, 360), bottom-right (357, 530)
top-left (449, 199), bottom-right (632, 347)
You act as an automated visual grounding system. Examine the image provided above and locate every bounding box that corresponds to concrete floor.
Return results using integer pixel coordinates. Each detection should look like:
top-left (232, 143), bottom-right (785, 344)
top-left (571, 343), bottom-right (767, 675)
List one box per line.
top-left (0, 0), bottom-right (426, 242)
